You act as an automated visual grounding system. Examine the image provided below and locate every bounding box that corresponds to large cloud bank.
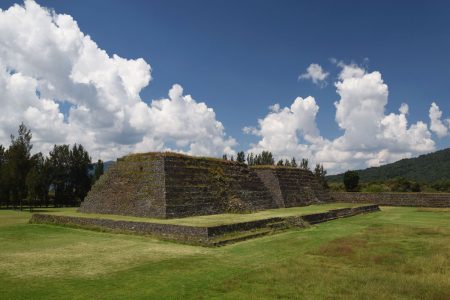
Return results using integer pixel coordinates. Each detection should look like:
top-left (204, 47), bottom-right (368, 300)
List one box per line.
top-left (1, 1), bottom-right (449, 174)
top-left (0, 0), bottom-right (236, 160)
top-left (246, 63), bottom-right (447, 173)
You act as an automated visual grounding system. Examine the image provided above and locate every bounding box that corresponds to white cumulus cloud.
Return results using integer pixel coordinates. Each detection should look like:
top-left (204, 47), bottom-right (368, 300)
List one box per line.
top-left (299, 63), bottom-right (329, 86)
top-left (429, 102), bottom-right (449, 138)
top-left (0, 0), bottom-right (236, 159)
top-left (246, 96), bottom-right (324, 160)
top-left (246, 63), bottom-right (437, 173)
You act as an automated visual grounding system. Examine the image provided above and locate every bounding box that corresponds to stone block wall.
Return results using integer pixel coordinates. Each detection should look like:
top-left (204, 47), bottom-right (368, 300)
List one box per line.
top-left (163, 154), bottom-right (276, 218)
top-left (252, 166), bottom-right (332, 207)
top-left (79, 153), bottom-right (166, 218)
top-left (330, 192), bottom-right (450, 207)
top-left (80, 152), bottom-right (333, 219)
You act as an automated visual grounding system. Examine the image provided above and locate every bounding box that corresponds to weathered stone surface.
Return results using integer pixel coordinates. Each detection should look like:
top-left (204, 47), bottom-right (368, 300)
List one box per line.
top-left (31, 204), bottom-right (380, 246)
top-left (79, 152), bottom-right (332, 218)
top-left (330, 192), bottom-right (450, 207)
top-left (252, 166), bottom-right (332, 207)
top-left (79, 153), bottom-right (166, 218)
top-left (163, 154), bottom-right (276, 218)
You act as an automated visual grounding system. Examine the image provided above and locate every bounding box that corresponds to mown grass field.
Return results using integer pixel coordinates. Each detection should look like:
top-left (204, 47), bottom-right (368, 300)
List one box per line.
top-left (0, 206), bottom-right (449, 299)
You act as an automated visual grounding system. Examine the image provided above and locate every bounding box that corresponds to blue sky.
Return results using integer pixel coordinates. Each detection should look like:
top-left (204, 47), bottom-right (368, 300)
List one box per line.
top-left (0, 0), bottom-right (449, 172)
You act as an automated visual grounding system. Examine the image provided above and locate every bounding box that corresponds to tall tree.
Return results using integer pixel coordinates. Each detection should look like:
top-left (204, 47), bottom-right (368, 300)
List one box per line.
top-left (69, 144), bottom-right (92, 205)
top-left (222, 154), bottom-right (228, 161)
top-left (276, 159), bottom-right (284, 166)
top-left (343, 170), bottom-right (359, 192)
top-left (236, 151), bottom-right (246, 163)
top-left (93, 159), bottom-right (104, 183)
top-left (260, 151), bottom-right (274, 165)
top-left (26, 153), bottom-right (50, 211)
top-left (6, 124), bottom-right (33, 210)
top-left (314, 164), bottom-right (328, 189)
top-left (247, 153), bottom-right (255, 166)
top-left (284, 159), bottom-right (291, 167)
top-left (291, 157), bottom-right (298, 167)
top-left (254, 154), bottom-right (261, 165)
top-left (300, 158), bottom-right (310, 171)
top-left (0, 145), bottom-right (7, 207)
top-left (49, 144), bottom-right (71, 207)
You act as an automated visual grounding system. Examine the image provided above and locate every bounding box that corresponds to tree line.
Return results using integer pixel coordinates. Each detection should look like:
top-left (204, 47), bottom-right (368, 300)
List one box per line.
top-left (0, 124), bottom-right (104, 210)
top-left (333, 171), bottom-right (427, 193)
top-left (223, 150), bottom-right (328, 189)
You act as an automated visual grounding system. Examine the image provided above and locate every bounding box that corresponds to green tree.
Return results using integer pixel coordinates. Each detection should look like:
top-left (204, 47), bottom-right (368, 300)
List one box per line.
top-left (222, 154), bottom-right (228, 160)
top-left (276, 159), bottom-right (284, 166)
top-left (236, 151), bottom-right (246, 163)
top-left (26, 153), bottom-right (50, 211)
top-left (284, 159), bottom-right (291, 167)
top-left (49, 144), bottom-right (71, 207)
top-left (291, 157), bottom-right (297, 167)
top-left (93, 159), bottom-right (104, 183)
top-left (49, 144), bottom-right (92, 206)
top-left (260, 151), bottom-right (274, 165)
top-left (343, 170), bottom-right (359, 192)
top-left (69, 144), bottom-right (92, 205)
top-left (254, 154), bottom-right (261, 165)
top-left (314, 164), bottom-right (328, 189)
top-left (300, 158), bottom-right (310, 170)
top-left (247, 153), bottom-right (254, 166)
top-left (0, 145), bottom-right (8, 207)
top-left (6, 123), bottom-right (33, 210)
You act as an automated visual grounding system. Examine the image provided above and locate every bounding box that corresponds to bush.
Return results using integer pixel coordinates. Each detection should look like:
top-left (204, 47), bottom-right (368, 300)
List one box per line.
top-left (343, 171), bottom-right (359, 192)
top-left (361, 183), bottom-right (389, 193)
top-left (328, 182), bottom-right (345, 192)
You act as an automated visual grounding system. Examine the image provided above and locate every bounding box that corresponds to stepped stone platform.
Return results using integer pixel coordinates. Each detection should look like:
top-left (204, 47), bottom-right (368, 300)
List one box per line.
top-left (252, 166), bottom-right (332, 207)
top-left (79, 152), bottom-right (332, 219)
top-left (30, 204), bottom-right (380, 246)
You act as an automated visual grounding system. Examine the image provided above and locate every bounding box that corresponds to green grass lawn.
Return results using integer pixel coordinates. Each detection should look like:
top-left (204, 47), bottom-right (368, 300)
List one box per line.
top-left (0, 206), bottom-right (449, 299)
top-left (30, 203), bottom-right (363, 227)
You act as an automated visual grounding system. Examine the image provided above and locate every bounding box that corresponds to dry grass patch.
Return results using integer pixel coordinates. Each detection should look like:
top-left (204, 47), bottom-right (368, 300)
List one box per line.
top-left (315, 237), bottom-right (367, 257)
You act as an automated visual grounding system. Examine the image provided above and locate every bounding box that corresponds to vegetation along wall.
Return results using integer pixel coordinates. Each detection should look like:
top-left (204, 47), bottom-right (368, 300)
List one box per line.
top-left (330, 192), bottom-right (450, 207)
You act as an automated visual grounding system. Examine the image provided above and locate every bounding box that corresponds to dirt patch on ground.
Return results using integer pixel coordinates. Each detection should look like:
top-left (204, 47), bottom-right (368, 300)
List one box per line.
top-left (315, 237), bottom-right (368, 257)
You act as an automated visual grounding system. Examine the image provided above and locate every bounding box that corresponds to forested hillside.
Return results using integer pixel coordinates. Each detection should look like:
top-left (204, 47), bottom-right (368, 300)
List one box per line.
top-left (327, 148), bottom-right (450, 183)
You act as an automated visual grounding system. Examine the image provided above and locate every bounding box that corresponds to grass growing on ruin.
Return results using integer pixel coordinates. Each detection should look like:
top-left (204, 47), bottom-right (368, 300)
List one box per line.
top-left (31, 203), bottom-right (362, 227)
top-left (1, 206), bottom-right (449, 299)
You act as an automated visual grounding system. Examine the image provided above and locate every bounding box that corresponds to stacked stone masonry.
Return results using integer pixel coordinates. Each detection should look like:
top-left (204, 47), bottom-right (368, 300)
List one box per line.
top-left (31, 205), bottom-right (380, 246)
top-left (252, 166), bottom-right (332, 207)
top-left (79, 152), bottom-right (332, 218)
top-left (331, 192), bottom-right (450, 207)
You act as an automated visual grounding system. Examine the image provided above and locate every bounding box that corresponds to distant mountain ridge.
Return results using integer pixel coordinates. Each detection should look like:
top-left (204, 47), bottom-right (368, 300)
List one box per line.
top-left (327, 148), bottom-right (450, 183)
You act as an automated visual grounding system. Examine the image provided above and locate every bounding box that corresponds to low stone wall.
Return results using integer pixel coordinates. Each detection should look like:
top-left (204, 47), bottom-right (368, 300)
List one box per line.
top-left (330, 192), bottom-right (450, 207)
top-left (30, 204), bottom-right (380, 246)
top-left (30, 214), bottom-right (210, 244)
top-left (301, 205), bottom-right (380, 224)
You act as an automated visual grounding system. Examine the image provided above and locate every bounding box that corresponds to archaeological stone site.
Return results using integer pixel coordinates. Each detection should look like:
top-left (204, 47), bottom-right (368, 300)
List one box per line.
top-left (79, 152), bottom-right (333, 218)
